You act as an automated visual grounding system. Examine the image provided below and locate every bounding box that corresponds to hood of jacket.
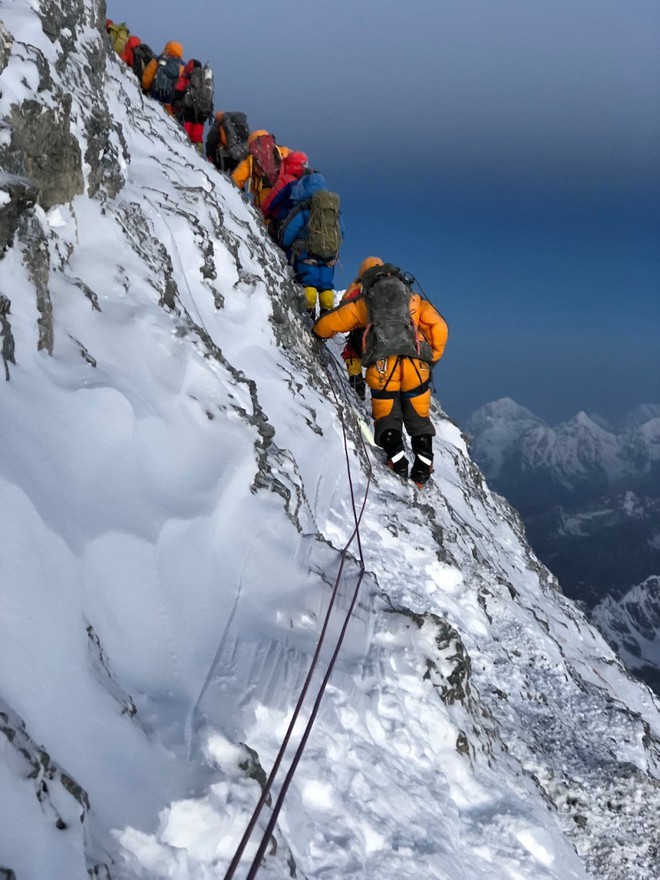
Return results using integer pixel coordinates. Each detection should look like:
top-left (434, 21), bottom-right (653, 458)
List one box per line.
top-left (289, 171), bottom-right (328, 204)
top-left (281, 151), bottom-right (308, 179)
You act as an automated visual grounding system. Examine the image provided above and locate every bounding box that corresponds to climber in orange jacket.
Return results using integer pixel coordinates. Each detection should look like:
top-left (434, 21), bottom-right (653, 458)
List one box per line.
top-left (313, 262), bottom-right (448, 486)
top-left (339, 256), bottom-right (384, 401)
top-left (232, 130), bottom-right (291, 211)
top-left (141, 41), bottom-right (184, 115)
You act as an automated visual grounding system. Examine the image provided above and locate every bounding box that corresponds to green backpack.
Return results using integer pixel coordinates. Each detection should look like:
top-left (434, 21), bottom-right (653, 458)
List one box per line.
top-left (306, 190), bottom-right (342, 262)
top-left (108, 22), bottom-right (130, 56)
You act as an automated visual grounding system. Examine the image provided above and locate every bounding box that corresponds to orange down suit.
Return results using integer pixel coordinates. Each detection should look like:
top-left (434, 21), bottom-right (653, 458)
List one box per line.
top-left (313, 293), bottom-right (448, 440)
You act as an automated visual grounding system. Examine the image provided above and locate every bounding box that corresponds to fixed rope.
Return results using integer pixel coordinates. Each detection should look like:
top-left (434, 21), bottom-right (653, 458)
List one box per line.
top-left (224, 344), bottom-right (373, 880)
top-left (137, 208), bottom-right (374, 877)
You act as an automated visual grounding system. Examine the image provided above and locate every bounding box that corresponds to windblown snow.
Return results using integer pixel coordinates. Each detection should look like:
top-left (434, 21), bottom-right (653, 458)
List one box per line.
top-left (1, 3), bottom-right (660, 880)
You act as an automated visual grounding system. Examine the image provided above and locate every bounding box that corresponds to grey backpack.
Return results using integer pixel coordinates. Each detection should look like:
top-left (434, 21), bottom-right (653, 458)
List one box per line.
top-left (183, 65), bottom-right (214, 118)
top-left (360, 264), bottom-right (427, 366)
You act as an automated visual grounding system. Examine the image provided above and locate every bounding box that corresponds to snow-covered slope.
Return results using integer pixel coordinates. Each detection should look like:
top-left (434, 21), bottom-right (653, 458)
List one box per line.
top-left (2, 4), bottom-right (660, 880)
top-left (592, 576), bottom-right (660, 692)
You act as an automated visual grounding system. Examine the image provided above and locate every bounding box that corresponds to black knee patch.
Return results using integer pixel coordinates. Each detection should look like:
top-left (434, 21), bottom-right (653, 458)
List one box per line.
top-left (412, 434), bottom-right (433, 458)
top-left (411, 434), bottom-right (433, 485)
top-left (380, 428), bottom-right (404, 456)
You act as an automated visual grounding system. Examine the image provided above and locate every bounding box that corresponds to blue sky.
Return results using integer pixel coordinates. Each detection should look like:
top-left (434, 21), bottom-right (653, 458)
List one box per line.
top-left (109, 0), bottom-right (660, 424)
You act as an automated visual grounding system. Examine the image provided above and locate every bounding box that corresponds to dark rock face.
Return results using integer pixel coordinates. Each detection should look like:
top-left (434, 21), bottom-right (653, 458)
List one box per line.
top-left (0, 0), bottom-right (127, 382)
top-left (0, 697), bottom-right (111, 878)
top-left (0, 174), bottom-right (39, 254)
top-left (20, 214), bottom-right (53, 354)
top-left (1, 0), bottom-right (125, 220)
top-left (0, 295), bottom-right (15, 380)
top-left (0, 22), bottom-right (13, 73)
top-left (85, 105), bottom-right (128, 200)
top-left (6, 98), bottom-right (84, 211)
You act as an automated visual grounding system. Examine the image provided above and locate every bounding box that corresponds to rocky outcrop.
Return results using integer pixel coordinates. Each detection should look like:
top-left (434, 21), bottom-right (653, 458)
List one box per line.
top-left (0, 173), bottom-right (39, 255)
top-left (0, 697), bottom-right (113, 877)
top-left (20, 214), bottom-right (53, 354)
top-left (0, 295), bottom-right (15, 380)
top-left (6, 98), bottom-right (84, 211)
top-left (0, 21), bottom-right (13, 74)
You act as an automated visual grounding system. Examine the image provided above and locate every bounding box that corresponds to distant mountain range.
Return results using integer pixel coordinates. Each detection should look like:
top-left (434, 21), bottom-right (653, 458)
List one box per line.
top-left (591, 576), bottom-right (660, 693)
top-left (466, 398), bottom-right (660, 690)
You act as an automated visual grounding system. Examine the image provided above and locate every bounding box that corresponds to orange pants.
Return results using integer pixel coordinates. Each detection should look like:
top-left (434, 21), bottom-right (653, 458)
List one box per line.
top-left (365, 356), bottom-right (434, 444)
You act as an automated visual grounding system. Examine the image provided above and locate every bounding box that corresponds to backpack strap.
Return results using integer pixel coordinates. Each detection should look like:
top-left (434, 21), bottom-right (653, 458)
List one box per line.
top-left (359, 263), bottom-right (405, 296)
top-left (279, 200), bottom-right (309, 244)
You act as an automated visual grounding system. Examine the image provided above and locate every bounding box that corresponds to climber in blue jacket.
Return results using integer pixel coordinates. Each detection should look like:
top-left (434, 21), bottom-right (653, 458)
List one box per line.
top-left (280, 171), bottom-right (344, 319)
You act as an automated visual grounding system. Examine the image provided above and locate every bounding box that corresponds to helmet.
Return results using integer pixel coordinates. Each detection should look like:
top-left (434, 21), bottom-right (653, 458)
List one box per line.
top-left (358, 256), bottom-right (383, 277)
top-left (164, 41), bottom-right (184, 59)
top-left (247, 129), bottom-right (270, 146)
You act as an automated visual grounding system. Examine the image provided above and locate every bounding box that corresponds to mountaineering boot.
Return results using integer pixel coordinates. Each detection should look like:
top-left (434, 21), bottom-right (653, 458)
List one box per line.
top-left (410, 434), bottom-right (434, 487)
top-left (304, 286), bottom-right (318, 313)
top-left (319, 289), bottom-right (335, 314)
top-left (380, 428), bottom-right (409, 479)
top-left (348, 373), bottom-right (366, 401)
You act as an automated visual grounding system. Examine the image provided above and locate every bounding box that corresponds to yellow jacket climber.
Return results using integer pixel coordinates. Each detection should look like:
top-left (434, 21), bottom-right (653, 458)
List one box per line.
top-left (313, 262), bottom-right (448, 486)
top-left (232, 130), bottom-right (291, 210)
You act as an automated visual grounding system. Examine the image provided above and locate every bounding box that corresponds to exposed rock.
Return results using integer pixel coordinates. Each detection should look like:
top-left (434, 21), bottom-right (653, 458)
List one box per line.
top-left (7, 98), bottom-right (84, 210)
top-left (38, 0), bottom-right (80, 63)
top-left (239, 742), bottom-right (270, 806)
top-left (84, 106), bottom-right (126, 200)
top-left (20, 214), bottom-right (53, 354)
top-left (0, 295), bottom-right (16, 380)
top-left (0, 173), bottom-right (39, 255)
top-left (0, 21), bottom-right (13, 75)
top-left (0, 697), bottom-right (90, 826)
top-left (86, 624), bottom-right (137, 718)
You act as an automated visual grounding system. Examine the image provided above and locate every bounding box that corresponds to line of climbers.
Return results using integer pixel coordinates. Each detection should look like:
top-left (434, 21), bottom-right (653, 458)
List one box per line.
top-left (106, 21), bottom-right (448, 490)
top-left (106, 22), bottom-right (214, 150)
top-left (106, 21), bottom-right (343, 321)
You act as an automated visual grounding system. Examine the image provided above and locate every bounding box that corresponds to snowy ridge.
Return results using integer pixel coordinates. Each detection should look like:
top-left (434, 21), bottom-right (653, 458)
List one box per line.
top-left (466, 397), bottom-right (660, 654)
top-left (1, 3), bottom-right (660, 880)
top-left (592, 577), bottom-right (660, 691)
top-left (466, 397), bottom-right (660, 489)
